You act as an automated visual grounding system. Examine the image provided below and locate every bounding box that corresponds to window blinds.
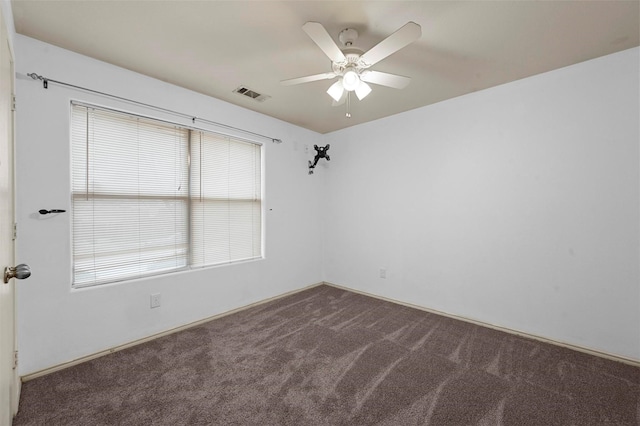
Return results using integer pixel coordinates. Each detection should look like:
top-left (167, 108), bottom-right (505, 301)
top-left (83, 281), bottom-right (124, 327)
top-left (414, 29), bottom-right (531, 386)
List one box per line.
top-left (71, 103), bottom-right (262, 287)
top-left (190, 132), bottom-right (262, 267)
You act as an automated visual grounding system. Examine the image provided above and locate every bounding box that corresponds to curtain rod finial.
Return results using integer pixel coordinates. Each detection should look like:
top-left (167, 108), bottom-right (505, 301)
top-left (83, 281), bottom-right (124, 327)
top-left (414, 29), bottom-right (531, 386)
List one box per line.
top-left (27, 73), bottom-right (48, 89)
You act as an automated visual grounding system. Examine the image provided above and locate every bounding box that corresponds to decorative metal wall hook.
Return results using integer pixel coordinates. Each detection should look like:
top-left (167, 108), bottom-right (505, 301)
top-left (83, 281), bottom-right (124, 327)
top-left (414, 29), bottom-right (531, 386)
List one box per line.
top-left (308, 144), bottom-right (330, 175)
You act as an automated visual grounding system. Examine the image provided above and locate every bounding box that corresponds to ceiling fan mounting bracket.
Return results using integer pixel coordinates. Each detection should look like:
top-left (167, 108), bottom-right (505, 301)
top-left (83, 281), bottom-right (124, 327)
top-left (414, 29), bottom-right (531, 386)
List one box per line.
top-left (331, 62), bottom-right (346, 76)
top-left (339, 28), bottom-right (358, 47)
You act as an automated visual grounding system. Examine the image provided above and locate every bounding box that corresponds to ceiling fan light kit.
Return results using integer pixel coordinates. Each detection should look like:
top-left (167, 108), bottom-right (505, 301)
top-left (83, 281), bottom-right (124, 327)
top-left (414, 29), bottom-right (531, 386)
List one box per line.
top-left (342, 69), bottom-right (360, 90)
top-left (355, 81), bottom-right (372, 100)
top-left (282, 21), bottom-right (422, 118)
top-left (327, 80), bottom-right (344, 102)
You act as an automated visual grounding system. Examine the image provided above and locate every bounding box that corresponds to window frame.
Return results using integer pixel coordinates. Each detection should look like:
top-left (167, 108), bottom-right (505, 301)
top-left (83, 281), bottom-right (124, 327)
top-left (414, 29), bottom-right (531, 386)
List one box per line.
top-left (70, 101), bottom-right (265, 288)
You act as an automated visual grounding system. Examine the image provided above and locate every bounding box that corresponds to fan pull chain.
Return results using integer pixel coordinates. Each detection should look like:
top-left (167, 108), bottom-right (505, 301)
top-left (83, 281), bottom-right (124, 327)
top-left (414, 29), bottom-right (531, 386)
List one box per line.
top-left (346, 92), bottom-right (352, 118)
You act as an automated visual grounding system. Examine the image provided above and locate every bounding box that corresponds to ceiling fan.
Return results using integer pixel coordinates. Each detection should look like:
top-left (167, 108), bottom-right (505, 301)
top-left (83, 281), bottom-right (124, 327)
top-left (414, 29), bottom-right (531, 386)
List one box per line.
top-left (281, 21), bottom-right (422, 111)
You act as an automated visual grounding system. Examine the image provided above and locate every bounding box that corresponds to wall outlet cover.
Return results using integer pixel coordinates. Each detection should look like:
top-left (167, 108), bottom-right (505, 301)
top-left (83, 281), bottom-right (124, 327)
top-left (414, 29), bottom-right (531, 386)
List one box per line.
top-left (150, 293), bottom-right (161, 308)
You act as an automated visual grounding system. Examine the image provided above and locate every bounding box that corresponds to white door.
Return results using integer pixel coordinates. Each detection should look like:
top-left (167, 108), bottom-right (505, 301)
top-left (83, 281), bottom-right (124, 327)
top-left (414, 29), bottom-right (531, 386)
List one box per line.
top-left (0, 5), bottom-right (18, 425)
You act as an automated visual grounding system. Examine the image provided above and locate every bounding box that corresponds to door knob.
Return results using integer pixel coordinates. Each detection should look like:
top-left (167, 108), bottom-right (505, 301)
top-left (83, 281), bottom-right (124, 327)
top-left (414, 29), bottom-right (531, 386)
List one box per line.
top-left (4, 264), bottom-right (31, 284)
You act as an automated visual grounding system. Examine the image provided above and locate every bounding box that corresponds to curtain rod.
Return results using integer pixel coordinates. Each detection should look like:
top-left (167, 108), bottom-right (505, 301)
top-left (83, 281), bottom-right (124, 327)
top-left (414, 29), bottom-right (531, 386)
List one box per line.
top-left (26, 72), bottom-right (283, 144)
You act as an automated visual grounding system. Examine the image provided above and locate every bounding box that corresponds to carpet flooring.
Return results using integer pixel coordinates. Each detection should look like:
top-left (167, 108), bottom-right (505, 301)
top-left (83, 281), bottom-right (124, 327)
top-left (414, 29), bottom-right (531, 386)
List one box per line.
top-left (14, 284), bottom-right (640, 425)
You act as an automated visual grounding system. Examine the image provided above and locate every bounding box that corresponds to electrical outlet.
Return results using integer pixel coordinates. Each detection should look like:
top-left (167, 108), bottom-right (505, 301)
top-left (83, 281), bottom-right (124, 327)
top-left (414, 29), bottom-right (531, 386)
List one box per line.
top-left (379, 268), bottom-right (387, 279)
top-left (150, 293), bottom-right (161, 308)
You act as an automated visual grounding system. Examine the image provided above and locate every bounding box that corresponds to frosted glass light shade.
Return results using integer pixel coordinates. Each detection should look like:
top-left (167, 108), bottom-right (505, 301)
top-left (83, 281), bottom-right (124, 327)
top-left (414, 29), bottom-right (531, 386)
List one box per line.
top-left (355, 81), bottom-right (372, 100)
top-left (327, 80), bottom-right (345, 102)
top-left (342, 70), bottom-right (360, 91)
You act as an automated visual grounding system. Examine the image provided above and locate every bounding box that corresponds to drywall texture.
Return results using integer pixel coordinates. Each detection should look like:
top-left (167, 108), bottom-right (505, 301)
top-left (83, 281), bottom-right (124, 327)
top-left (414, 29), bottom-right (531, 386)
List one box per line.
top-left (323, 48), bottom-right (640, 361)
top-left (15, 35), bottom-right (324, 375)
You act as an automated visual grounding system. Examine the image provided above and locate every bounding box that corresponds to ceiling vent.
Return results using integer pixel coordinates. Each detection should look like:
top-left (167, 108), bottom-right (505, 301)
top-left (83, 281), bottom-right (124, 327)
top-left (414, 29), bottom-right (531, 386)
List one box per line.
top-left (233, 86), bottom-right (270, 102)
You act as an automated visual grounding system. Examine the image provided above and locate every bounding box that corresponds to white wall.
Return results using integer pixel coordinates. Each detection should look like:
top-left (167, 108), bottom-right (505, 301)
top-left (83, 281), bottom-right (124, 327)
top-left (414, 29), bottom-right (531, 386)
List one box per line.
top-left (323, 48), bottom-right (640, 361)
top-left (12, 32), bottom-right (640, 373)
top-left (14, 35), bottom-right (325, 375)
top-left (0, 0), bottom-right (14, 50)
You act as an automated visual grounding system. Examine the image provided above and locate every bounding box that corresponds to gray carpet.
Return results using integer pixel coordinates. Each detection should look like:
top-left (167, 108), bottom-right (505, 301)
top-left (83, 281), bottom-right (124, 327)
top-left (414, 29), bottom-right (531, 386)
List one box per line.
top-left (14, 284), bottom-right (640, 425)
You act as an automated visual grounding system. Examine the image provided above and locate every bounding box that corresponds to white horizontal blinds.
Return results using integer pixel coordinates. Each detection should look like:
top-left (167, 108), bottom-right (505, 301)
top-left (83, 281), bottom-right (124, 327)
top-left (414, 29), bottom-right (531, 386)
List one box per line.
top-left (191, 132), bottom-right (261, 267)
top-left (71, 104), bottom-right (189, 286)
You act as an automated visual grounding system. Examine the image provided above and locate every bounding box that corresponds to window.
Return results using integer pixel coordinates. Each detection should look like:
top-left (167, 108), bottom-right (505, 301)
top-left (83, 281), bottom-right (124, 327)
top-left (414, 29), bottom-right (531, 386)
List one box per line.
top-left (71, 103), bottom-right (262, 287)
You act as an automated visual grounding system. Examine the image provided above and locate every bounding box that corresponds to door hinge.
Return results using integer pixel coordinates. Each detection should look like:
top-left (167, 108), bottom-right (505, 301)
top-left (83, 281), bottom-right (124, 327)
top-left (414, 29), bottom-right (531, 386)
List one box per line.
top-left (13, 351), bottom-right (18, 369)
top-left (12, 223), bottom-right (17, 241)
top-left (11, 95), bottom-right (16, 111)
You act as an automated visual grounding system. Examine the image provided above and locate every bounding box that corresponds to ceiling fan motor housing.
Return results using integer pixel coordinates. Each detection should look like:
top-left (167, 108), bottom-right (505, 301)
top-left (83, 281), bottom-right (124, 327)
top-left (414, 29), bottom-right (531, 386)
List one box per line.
top-left (332, 52), bottom-right (366, 76)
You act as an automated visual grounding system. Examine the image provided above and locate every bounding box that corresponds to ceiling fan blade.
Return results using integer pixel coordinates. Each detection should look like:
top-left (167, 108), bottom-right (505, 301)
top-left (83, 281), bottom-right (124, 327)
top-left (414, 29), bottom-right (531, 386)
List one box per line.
top-left (302, 22), bottom-right (347, 64)
top-left (359, 22), bottom-right (421, 67)
top-left (281, 72), bottom-right (336, 86)
top-left (360, 70), bottom-right (411, 89)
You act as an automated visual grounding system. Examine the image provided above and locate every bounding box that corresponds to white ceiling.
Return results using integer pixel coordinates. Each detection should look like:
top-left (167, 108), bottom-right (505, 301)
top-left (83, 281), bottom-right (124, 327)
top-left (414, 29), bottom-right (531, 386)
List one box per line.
top-left (10, 1), bottom-right (640, 134)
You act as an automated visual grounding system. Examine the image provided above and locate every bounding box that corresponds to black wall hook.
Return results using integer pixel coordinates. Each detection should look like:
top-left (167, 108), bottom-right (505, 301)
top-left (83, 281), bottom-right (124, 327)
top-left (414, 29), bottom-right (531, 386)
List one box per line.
top-left (39, 209), bottom-right (66, 215)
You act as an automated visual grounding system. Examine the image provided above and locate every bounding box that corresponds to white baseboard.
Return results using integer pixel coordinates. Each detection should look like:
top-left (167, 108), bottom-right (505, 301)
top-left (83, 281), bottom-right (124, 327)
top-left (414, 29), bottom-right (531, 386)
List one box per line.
top-left (22, 280), bottom-right (637, 381)
top-left (21, 282), bottom-right (325, 382)
top-left (323, 281), bottom-right (640, 368)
